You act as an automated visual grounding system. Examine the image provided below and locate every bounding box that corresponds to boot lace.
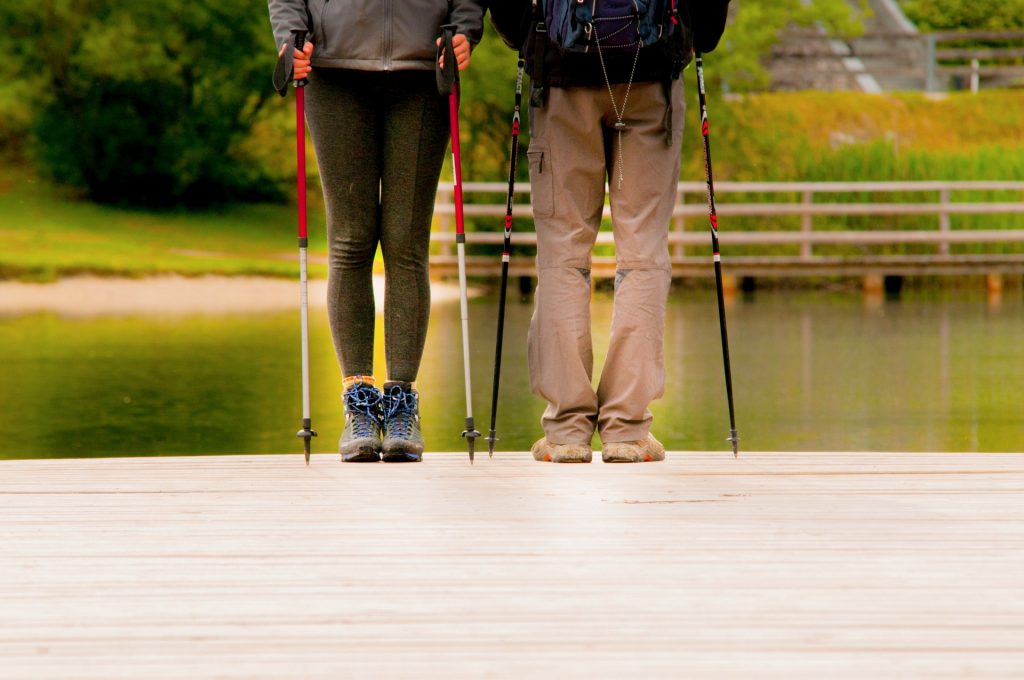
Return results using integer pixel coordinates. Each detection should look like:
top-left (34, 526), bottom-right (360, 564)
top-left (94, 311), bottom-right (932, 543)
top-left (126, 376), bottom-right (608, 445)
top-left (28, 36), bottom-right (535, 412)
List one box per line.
top-left (383, 385), bottom-right (419, 439)
top-left (344, 383), bottom-right (381, 438)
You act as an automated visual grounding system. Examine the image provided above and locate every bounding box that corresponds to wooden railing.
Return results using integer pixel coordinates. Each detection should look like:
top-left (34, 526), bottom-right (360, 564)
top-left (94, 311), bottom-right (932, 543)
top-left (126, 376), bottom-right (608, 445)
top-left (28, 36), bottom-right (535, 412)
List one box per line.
top-left (432, 180), bottom-right (1024, 278)
top-left (851, 30), bottom-right (1024, 91)
top-left (926, 30), bottom-right (1024, 91)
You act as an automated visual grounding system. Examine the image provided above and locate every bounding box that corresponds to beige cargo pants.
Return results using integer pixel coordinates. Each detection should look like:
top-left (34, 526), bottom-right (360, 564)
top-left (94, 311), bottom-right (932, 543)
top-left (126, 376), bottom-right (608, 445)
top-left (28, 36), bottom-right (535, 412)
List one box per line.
top-left (527, 79), bottom-right (684, 445)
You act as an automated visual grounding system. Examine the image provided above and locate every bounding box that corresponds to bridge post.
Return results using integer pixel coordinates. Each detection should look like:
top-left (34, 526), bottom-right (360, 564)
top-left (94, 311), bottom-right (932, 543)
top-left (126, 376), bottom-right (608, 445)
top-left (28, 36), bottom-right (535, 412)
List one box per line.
top-left (938, 188), bottom-right (951, 256)
top-left (801, 190), bottom-right (814, 260)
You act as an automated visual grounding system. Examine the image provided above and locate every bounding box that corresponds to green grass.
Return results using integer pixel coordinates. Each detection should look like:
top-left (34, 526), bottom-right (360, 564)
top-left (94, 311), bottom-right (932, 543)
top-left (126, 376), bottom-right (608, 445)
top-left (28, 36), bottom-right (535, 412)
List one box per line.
top-left (0, 169), bottom-right (330, 281)
top-left (5, 88), bottom-right (1024, 279)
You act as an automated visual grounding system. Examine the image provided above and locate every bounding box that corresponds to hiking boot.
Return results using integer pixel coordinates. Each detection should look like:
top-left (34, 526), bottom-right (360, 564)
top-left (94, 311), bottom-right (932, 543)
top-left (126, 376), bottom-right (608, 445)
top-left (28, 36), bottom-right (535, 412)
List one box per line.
top-left (381, 382), bottom-right (424, 463)
top-left (339, 382), bottom-right (383, 462)
top-left (601, 434), bottom-right (666, 463)
top-left (530, 437), bottom-right (592, 463)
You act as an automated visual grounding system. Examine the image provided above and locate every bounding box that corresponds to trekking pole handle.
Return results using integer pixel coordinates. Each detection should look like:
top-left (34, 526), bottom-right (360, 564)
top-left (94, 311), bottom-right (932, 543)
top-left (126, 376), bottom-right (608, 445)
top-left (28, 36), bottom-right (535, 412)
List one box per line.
top-left (293, 30), bottom-right (309, 88)
top-left (436, 24), bottom-right (458, 96)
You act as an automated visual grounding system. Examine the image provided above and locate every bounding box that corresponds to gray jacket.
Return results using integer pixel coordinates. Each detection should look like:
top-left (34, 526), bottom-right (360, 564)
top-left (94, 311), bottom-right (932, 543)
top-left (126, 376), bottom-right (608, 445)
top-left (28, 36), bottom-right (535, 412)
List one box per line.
top-left (268, 0), bottom-right (485, 72)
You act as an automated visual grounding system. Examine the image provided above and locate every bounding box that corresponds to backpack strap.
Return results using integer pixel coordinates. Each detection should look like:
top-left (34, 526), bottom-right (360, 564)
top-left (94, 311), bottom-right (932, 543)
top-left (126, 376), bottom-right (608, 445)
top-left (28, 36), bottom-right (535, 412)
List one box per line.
top-left (529, 0), bottom-right (548, 108)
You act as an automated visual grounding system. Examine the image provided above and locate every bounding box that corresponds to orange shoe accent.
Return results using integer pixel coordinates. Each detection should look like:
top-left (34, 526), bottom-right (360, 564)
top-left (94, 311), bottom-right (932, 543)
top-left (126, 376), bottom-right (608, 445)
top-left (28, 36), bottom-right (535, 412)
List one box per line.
top-left (343, 375), bottom-right (376, 389)
top-left (544, 454), bottom-right (552, 462)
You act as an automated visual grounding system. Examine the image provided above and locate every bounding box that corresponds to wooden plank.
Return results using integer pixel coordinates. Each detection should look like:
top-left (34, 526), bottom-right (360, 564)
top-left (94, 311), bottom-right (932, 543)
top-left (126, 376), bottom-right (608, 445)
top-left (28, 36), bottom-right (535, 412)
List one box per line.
top-left (435, 202), bottom-right (1024, 219)
top-left (451, 180), bottom-right (1024, 194)
top-left (432, 229), bottom-right (1024, 246)
top-left (429, 254), bottom-right (1024, 279)
top-left (935, 47), bottom-right (1024, 59)
top-left (1, 453), bottom-right (1022, 679)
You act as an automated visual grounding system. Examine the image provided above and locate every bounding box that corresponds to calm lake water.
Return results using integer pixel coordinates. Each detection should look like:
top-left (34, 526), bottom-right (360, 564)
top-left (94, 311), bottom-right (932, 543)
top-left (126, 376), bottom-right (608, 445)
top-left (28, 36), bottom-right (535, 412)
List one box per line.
top-left (1, 287), bottom-right (1021, 458)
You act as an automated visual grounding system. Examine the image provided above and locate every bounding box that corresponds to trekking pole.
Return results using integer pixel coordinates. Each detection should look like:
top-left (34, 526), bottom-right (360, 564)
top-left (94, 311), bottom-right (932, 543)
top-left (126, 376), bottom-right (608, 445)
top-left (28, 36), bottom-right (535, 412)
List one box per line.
top-left (486, 58), bottom-right (526, 458)
top-left (438, 24), bottom-right (481, 463)
top-left (695, 53), bottom-right (739, 457)
top-left (274, 29), bottom-right (317, 464)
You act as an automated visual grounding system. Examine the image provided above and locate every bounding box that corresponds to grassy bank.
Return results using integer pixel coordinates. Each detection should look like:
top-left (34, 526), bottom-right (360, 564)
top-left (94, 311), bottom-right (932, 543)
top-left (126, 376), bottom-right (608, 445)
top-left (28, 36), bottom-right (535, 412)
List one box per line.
top-left (0, 169), bottom-right (328, 281)
top-left (689, 89), bottom-right (1024, 182)
top-left (2, 90), bottom-right (1024, 280)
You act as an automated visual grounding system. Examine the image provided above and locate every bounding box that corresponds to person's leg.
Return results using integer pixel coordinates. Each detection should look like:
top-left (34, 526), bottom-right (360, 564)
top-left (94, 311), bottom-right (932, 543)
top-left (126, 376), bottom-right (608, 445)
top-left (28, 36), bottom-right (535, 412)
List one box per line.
top-left (378, 71), bottom-right (449, 384)
top-left (527, 86), bottom-right (609, 448)
top-left (597, 79), bottom-right (684, 448)
top-left (306, 69), bottom-right (385, 461)
top-left (304, 69), bottom-right (382, 380)
top-left (376, 71), bottom-right (450, 461)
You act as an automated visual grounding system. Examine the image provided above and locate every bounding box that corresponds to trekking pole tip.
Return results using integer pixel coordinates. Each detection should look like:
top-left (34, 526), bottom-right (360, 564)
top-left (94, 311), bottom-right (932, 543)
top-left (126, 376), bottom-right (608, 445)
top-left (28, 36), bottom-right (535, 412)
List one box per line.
top-left (728, 430), bottom-right (739, 458)
top-left (297, 426), bottom-right (317, 465)
top-left (486, 430), bottom-right (498, 458)
top-left (463, 425), bottom-right (481, 464)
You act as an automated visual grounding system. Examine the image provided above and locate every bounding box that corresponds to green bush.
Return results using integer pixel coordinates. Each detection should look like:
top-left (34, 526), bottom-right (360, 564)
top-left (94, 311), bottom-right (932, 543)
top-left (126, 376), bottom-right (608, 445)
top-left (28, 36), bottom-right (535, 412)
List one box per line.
top-left (0, 2), bottom-right (281, 206)
top-left (900, 0), bottom-right (1024, 30)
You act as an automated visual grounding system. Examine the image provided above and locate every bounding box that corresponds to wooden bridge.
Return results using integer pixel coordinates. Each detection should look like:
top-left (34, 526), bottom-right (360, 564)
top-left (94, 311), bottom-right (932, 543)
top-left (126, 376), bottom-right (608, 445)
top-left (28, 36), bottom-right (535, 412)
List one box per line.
top-left (3, 452), bottom-right (1023, 678)
top-left (431, 180), bottom-right (1024, 280)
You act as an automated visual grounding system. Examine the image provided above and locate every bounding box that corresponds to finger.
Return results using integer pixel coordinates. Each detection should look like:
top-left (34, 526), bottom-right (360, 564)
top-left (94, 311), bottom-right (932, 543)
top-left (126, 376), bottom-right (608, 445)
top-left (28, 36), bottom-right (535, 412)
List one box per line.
top-left (455, 45), bottom-right (471, 70)
top-left (303, 42), bottom-right (314, 57)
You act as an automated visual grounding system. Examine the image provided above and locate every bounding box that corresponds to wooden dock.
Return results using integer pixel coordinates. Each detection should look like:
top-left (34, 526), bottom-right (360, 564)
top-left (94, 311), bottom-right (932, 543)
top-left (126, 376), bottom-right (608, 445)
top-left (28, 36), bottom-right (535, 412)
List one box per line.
top-left (2, 452), bottom-right (1023, 678)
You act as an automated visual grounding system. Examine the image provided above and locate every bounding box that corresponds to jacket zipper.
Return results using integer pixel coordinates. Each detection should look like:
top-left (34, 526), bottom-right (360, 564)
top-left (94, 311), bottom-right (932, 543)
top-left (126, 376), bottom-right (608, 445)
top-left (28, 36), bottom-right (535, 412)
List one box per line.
top-left (319, 0), bottom-right (330, 53)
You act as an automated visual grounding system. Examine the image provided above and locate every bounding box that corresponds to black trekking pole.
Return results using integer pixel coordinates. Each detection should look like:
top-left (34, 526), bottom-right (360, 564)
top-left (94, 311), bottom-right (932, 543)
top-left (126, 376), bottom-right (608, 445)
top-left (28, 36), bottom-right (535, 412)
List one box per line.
top-left (438, 25), bottom-right (481, 463)
top-left (486, 58), bottom-right (526, 458)
top-left (695, 53), bottom-right (739, 457)
top-left (274, 30), bottom-right (318, 464)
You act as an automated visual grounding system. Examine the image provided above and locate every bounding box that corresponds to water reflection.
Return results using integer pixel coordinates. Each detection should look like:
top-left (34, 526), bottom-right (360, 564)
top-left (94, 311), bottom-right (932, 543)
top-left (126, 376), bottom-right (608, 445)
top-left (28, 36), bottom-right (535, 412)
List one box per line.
top-left (0, 288), bottom-right (1021, 458)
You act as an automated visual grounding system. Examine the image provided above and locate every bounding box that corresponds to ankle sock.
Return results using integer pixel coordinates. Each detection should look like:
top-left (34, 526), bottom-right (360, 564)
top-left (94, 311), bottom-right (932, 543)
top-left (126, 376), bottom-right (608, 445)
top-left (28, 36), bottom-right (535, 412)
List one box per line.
top-left (343, 375), bottom-right (376, 390)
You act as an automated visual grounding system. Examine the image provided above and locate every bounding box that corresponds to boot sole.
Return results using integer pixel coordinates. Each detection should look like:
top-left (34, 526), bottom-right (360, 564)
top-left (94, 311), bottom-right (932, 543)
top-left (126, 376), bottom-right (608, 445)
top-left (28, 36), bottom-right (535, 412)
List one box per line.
top-left (532, 451), bottom-right (592, 463)
top-left (382, 437), bottom-right (424, 463)
top-left (381, 451), bottom-right (423, 463)
top-left (342, 450), bottom-right (381, 463)
top-left (601, 454), bottom-right (660, 463)
top-left (340, 437), bottom-right (382, 463)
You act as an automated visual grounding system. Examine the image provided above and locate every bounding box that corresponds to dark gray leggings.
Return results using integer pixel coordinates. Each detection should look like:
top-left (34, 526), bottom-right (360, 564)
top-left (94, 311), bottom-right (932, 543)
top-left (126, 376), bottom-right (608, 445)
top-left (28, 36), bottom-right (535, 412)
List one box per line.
top-left (305, 69), bottom-right (449, 383)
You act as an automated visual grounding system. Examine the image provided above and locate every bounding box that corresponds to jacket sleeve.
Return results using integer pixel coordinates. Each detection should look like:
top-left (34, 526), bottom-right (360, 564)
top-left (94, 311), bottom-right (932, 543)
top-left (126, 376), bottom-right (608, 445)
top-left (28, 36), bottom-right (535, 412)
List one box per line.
top-left (685, 0), bottom-right (731, 54)
top-left (451, 0), bottom-right (486, 45)
top-left (487, 0), bottom-right (532, 50)
top-left (267, 0), bottom-right (310, 52)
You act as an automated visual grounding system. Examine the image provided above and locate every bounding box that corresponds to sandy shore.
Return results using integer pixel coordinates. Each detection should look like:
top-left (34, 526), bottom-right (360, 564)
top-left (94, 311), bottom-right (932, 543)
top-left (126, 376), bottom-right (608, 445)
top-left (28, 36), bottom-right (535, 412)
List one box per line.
top-left (0, 275), bottom-right (475, 317)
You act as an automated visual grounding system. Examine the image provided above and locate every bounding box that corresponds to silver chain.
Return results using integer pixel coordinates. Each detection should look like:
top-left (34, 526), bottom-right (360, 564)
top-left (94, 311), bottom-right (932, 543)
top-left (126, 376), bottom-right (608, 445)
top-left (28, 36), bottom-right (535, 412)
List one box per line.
top-left (593, 24), bottom-right (642, 190)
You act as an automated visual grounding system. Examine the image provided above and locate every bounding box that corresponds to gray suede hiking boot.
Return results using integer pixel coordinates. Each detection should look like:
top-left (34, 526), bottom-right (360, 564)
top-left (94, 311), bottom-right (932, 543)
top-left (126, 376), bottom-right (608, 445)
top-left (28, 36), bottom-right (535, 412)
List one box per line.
top-left (339, 382), bottom-right (383, 462)
top-left (531, 437), bottom-right (592, 463)
top-left (381, 382), bottom-right (424, 463)
top-left (601, 434), bottom-right (666, 463)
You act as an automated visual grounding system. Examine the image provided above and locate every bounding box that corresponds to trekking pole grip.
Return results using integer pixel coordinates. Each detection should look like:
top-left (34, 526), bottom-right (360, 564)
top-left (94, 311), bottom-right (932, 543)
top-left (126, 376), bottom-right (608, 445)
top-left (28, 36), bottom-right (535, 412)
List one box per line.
top-left (293, 30), bottom-right (308, 88)
top-left (436, 24), bottom-right (458, 96)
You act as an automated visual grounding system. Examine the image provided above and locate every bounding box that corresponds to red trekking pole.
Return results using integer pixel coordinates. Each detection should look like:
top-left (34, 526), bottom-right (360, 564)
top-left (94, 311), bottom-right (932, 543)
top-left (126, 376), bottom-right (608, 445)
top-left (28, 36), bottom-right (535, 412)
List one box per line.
top-left (438, 24), bottom-right (480, 463)
top-left (275, 29), bottom-right (317, 464)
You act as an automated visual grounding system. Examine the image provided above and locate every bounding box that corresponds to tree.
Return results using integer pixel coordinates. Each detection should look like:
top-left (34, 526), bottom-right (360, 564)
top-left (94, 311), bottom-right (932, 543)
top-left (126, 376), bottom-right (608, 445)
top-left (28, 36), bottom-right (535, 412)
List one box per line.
top-left (900, 0), bottom-right (1024, 30)
top-left (0, 1), bottom-right (280, 206)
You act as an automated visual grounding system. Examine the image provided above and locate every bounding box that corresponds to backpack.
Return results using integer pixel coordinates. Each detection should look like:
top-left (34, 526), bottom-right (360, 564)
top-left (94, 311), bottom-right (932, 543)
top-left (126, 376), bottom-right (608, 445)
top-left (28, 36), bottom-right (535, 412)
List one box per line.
top-left (542, 0), bottom-right (677, 53)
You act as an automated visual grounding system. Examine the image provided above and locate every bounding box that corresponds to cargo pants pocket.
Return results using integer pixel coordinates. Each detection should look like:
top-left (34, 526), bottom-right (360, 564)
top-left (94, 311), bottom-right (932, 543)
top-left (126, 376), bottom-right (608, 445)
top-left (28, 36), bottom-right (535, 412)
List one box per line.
top-left (527, 146), bottom-right (553, 218)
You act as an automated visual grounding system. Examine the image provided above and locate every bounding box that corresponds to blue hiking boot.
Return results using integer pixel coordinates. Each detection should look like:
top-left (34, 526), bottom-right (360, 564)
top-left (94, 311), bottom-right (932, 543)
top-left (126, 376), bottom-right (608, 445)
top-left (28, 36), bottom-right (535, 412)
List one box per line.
top-left (339, 381), bottom-right (383, 462)
top-left (381, 382), bottom-right (424, 462)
